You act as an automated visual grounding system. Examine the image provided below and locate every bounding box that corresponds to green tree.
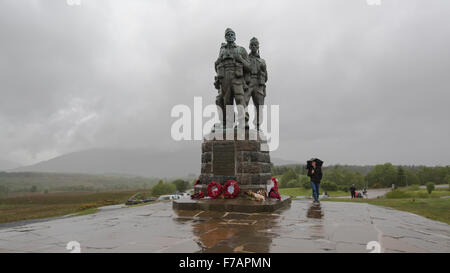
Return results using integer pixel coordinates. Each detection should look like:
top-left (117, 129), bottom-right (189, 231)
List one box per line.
top-left (287, 179), bottom-right (301, 188)
top-left (416, 166), bottom-right (449, 185)
top-left (321, 181), bottom-right (338, 191)
top-left (152, 180), bottom-right (176, 196)
top-left (280, 169), bottom-right (298, 188)
top-left (171, 179), bottom-right (190, 192)
top-left (299, 175), bottom-right (309, 186)
top-left (301, 179), bottom-right (311, 189)
top-left (445, 174), bottom-right (450, 185)
top-left (323, 168), bottom-right (364, 188)
top-left (426, 182), bottom-right (435, 194)
top-left (405, 170), bottom-right (420, 185)
top-left (397, 166), bottom-right (406, 187)
top-left (366, 163), bottom-right (397, 188)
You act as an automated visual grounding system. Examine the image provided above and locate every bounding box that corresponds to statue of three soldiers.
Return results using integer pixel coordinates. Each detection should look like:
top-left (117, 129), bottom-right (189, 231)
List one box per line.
top-left (214, 28), bottom-right (268, 130)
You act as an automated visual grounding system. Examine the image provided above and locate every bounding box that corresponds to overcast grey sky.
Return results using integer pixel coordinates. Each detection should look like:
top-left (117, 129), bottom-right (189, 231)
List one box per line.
top-left (0, 0), bottom-right (449, 166)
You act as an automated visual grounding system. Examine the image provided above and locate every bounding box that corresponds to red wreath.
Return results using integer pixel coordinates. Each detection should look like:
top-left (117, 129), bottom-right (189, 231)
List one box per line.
top-left (222, 180), bottom-right (241, 199)
top-left (206, 181), bottom-right (222, 198)
top-left (269, 177), bottom-right (281, 200)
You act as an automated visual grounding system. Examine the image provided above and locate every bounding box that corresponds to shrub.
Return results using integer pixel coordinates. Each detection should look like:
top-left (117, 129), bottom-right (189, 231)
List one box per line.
top-left (414, 191), bottom-right (429, 198)
top-left (301, 180), bottom-right (311, 189)
top-left (280, 169), bottom-right (298, 188)
top-left (338, 185), bottom-right (349, 192)
top-left (152, 180), bottom-right (177, 196)
top-left (171, 179), bottom-right (190, 192)
top-left (426, 182), bottom-right (435, 194)
top-left (321, 181), bottom-right (338, 192)
top-left (385, 190), bottom-right (411, 199)
top-left (287, 179), bottom-right (301, 188)
top-left (407, 185), bottom-right (420, 191)
top-left (372, 183), bottom-right (382, 189)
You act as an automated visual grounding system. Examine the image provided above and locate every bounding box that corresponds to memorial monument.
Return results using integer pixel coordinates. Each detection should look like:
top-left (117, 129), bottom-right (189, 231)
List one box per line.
top-left (173, 29), bottom-right (290, 212)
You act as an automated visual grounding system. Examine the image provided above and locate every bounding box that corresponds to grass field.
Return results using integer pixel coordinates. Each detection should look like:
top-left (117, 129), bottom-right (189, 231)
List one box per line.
top-left (279, 187), bottom-right (348, 198)
top-left (323, 197), bottom-right (450, 224)
top-left (386, 188), bottom-right (450, 199)
top-left (0, 190), bottom-right (139, 224)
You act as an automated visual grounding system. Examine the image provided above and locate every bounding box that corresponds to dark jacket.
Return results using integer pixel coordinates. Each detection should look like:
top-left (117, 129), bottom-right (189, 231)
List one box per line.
top-left (350, 186), bottom-right (356, 193)
top-left (307, 167), bottom-right (322, 183)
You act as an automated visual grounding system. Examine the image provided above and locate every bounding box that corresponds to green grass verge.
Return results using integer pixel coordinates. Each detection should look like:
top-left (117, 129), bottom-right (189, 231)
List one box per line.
top-left (124, 201), bottom-right (156, 208)
top-left (73, 207), bottom-right (98, 216)
top-left (323, 197), bottom-right (450, 224)
top-left (386, 189), bottom-right (450, 199)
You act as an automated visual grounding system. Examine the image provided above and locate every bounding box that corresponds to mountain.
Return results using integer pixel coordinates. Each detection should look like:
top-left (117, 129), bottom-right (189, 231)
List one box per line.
top-left (271, 157), bottom-right (301, 166)
top-left (10, 147), bottom-right (302, 178)
top-left (11, 147), bottom-right (200, 178)
top-left (0, 159), bottom-right (21, 171)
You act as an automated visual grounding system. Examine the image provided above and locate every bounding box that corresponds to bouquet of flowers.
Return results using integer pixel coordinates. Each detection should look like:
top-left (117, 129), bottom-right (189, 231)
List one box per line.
top-left (245, 190), bottom-right (265, 202)
top-left (190, 191), bottom-right (204, 199)
top-left (269, 177), bottom-right (281, 200)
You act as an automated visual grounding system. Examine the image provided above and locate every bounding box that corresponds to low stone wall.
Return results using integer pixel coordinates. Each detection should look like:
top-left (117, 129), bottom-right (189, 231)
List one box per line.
top-left (173, 195), bottom-right (291, 213)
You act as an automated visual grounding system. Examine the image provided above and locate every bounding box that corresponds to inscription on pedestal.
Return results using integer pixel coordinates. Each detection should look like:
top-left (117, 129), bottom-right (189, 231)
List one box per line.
top-left (212, 143), bottom-right (235, 176)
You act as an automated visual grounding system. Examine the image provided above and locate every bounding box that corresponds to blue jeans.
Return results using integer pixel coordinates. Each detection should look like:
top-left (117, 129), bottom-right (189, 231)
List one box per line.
top-left (311, 181), bottom-right (320, 201)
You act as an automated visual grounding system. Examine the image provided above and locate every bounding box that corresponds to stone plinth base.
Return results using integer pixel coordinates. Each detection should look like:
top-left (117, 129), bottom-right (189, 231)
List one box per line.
top-left (173, 195), bottom-right (291, 213)
top-left (198, 128), bottom-right (272, 194)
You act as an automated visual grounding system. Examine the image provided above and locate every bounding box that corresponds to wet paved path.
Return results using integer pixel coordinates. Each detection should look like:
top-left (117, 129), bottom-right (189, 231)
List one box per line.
top-left (334, 188), bottom-right (389, 199)
top-left (0, 200), bottom-right (448, 253)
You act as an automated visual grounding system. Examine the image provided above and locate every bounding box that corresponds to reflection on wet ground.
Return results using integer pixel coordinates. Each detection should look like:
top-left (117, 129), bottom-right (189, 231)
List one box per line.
top-left (306, 203), bottom-right (323, 219)
top-left (0, 200), bottom-right (448, 253)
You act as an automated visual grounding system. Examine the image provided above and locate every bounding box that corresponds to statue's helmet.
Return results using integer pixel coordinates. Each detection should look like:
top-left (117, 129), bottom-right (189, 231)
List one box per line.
top-left (249, 37), bottom-right (259, 53)
top-left (225, 28), bottom-right (235, 36)
top-left (250, 37), bottom-right (259, 45)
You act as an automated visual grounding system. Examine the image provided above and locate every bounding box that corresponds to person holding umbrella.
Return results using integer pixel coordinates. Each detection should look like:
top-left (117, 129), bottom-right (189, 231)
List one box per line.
top-left (306, 158), bottom-right (323, 205)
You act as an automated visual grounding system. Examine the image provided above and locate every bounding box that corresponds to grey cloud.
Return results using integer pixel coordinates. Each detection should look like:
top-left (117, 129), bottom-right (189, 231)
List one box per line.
top-left (0, 0), bottom-right (449, 166)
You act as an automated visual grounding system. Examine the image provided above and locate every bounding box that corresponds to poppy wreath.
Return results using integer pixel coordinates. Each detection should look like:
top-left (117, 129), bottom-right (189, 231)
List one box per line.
top-left (206, 181), bottom-right (222, 198)
top-left (222, 180), bottom-right (241, 199)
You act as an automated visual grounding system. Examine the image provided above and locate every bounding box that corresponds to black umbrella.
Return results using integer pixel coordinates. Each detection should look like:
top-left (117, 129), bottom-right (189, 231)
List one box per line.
top-left (306, 158), bottom-right (324, 169)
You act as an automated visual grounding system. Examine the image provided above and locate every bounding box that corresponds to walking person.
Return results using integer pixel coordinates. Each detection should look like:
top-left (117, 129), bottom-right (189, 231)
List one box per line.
top-left (307, 159), bottom-right (323, 205)
top-left (350, 184), bottom-right (356, 199)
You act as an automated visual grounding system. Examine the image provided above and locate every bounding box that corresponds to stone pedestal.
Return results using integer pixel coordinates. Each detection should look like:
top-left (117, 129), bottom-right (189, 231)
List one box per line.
top-left (173, 128), bottom-right (291, 213)
top-left (196, 128), bottom-right (272, 193)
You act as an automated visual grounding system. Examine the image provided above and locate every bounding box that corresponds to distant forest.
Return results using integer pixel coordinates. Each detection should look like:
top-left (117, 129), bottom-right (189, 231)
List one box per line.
top-left (272, 163), bottom-right (450, 190)
top-left (0, 172), bottom-right (160, 196)
top-left (0, 163), bottom-right (449, 197)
